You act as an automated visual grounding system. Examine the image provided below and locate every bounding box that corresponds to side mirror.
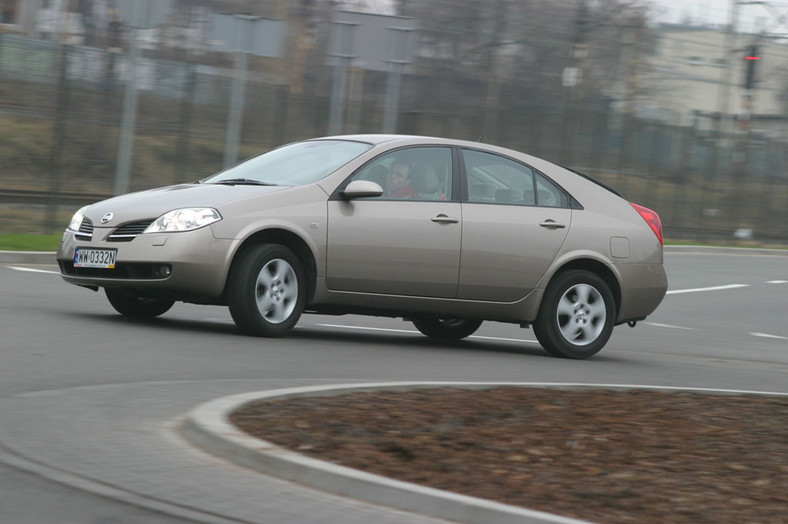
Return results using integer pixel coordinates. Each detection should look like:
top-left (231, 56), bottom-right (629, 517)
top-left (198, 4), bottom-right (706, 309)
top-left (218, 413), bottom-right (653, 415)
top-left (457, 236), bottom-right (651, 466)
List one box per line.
top-left (342, 180), bottom-right (384, 199)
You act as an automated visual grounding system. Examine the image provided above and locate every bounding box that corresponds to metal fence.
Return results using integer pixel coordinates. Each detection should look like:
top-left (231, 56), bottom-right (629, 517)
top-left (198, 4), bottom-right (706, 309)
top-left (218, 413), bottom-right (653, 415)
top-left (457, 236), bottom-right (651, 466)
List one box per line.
top-left (1, 33), bottom-right (786, 244)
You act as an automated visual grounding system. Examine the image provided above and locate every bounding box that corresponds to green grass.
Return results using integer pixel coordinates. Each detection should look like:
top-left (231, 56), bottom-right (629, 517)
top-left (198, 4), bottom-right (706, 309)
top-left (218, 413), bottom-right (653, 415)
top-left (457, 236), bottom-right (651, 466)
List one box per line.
top-left (0, 234), bottom-right (61, 251)
top-left (664, 239), bottom-right (788, 250)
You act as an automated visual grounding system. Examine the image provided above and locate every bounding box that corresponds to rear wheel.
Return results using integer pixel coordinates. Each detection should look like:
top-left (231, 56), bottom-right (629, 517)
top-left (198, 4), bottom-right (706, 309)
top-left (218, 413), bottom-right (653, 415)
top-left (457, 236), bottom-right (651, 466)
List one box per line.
top-left (228, 244), bottom-right (306, 337)
top-left (533, 270), bottom-right (615, 359)
top-left (412, 317), bottom-right (483, 341)
top-left (105, 288), bottom-right (174, 318)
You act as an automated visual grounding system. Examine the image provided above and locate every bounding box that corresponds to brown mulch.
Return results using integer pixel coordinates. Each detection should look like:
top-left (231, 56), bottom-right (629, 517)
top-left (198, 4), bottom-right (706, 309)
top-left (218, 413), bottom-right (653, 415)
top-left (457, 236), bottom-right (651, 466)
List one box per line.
top-left (230, 387), bottom-right (788, 524)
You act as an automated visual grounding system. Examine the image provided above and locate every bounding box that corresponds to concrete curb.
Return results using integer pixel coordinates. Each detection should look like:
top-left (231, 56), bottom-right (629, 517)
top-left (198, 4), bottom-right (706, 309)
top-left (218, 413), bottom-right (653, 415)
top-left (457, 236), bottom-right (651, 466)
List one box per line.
top-left (181, 382), bottom-right (788, 524)
top-left (181, 382), bottom-right (596, 524)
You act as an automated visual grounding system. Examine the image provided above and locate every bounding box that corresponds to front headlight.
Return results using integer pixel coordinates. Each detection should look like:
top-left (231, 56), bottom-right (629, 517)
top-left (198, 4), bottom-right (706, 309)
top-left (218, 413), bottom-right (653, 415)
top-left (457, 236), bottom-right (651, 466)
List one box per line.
top-left (67, 205), bottom-right (90, 231)
top-left (144, 208), bottom-right (222, 233)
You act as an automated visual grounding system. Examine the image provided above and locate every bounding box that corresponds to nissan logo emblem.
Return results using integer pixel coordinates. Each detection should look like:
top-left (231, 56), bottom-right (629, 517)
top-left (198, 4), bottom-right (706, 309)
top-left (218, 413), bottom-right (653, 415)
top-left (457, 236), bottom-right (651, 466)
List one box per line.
top-left (101, 213), bottom-right (114, 224)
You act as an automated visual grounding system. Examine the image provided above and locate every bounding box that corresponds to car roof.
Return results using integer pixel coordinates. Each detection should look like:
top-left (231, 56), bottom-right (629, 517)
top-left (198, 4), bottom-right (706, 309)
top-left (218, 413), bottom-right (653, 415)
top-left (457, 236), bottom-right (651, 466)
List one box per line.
top-left (311, 134), bottom-right (556, 171)
top-left (312, 134), bottom-right (443, 146)
top-left (311, 134), bottom-right (530, 154)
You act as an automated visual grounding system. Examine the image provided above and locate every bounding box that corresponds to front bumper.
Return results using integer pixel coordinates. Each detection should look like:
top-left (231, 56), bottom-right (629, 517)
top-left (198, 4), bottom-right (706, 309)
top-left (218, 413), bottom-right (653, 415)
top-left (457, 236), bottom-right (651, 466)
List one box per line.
top-left (57, 226), bottom-right (234, 300)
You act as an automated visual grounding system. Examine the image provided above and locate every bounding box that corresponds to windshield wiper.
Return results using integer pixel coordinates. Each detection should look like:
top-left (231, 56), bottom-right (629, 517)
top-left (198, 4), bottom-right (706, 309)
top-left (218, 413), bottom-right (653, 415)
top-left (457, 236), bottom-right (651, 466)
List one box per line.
top-left (211, 178), bottom-right (278, 186)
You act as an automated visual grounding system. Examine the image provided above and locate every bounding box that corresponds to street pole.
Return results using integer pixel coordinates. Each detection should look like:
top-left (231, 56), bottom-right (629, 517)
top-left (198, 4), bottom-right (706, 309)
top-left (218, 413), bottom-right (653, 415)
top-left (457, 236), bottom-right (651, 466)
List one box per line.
top-left (223, 16), bottom-right (254, 168)
top-left (328, 21), bottom-right (355, 135)
top-left (114, 27), bottom-right (139, 195)
top-left (382, 62), bottom-right (402, 133)
top-left (382, 26), bottom-right (410, 133)
top-left (224, 48), bottom-right (249, 168)
top-left (715, 0), bottom-right (739, 175)
top-left (110, 0), bottom-right (171, 195)
top-left (211, 13), bottom-right (285, 164)
top-left (44, 43), bottom-right (70, 233)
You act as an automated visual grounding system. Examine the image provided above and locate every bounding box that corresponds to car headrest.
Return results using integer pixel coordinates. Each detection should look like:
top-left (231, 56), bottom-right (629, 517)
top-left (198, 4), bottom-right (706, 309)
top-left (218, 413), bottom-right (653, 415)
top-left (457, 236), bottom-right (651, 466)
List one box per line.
top-left (412, 166), bottom-right (441, 193)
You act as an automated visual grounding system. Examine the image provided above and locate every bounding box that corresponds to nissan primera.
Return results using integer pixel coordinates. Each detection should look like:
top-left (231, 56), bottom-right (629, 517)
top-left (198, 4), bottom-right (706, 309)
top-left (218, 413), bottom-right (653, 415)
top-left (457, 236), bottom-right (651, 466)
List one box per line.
top-left (57, 135), bottom-right (667, 359)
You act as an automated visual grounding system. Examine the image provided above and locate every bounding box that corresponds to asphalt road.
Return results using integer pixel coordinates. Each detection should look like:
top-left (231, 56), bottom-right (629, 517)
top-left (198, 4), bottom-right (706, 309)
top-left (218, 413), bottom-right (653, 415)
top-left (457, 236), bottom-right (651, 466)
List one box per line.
top-left (0, 248), bottom-right (786, 523)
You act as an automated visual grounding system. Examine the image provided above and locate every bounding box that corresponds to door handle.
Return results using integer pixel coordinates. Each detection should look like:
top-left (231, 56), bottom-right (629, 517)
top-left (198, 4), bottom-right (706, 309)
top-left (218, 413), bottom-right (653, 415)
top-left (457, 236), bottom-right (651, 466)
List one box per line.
top-left (539, 219), bottom-right (566, 229)
top-left (431, 214), bottom-right (459, 224)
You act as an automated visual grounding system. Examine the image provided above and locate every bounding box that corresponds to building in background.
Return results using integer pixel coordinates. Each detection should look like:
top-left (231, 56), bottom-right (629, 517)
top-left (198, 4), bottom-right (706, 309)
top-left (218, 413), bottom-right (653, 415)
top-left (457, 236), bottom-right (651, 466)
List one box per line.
top-left (640, 24), bottom-right (788, 138)
top-left (0, 0), bottom-right (16, 25)
top-left (0, 0), bottom-right (37, 32)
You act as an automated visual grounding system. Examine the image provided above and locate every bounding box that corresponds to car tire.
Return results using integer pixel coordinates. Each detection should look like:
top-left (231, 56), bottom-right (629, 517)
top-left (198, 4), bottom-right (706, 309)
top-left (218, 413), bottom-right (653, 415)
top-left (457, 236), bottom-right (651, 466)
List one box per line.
top-left (533, 270), bottom-right (615, 359)
top-left (228, 244), bottom-right (306, 337)
top-left (412, 317), bottom-right (483, 341)
top-left (105, 288), bottom-right (174, 318)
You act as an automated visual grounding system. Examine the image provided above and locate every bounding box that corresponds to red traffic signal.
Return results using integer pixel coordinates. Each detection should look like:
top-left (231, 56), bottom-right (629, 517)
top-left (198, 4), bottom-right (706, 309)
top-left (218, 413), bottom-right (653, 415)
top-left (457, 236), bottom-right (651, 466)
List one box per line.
top-left (744, 45), bottom-right (759, 89)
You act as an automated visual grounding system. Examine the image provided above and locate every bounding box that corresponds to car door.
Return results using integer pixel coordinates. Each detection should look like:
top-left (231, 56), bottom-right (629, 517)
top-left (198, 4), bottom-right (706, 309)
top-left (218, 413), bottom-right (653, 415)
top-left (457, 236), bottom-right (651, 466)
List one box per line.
top-left (326, 146), bottom-right (461, 298)
top-left (458, 148), bottom-right (571, 302)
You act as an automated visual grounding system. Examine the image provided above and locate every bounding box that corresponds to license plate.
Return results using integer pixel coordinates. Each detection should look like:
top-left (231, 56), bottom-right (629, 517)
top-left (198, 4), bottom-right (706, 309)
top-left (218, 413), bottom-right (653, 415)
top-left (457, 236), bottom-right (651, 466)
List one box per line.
top-left (74, 248), bottom-right (117, 269)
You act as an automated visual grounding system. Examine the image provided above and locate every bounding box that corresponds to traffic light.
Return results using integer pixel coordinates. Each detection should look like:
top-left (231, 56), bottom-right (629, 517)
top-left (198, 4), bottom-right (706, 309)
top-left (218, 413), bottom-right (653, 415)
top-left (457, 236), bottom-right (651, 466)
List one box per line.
top-left (744, 45), bottom-right (759, 90)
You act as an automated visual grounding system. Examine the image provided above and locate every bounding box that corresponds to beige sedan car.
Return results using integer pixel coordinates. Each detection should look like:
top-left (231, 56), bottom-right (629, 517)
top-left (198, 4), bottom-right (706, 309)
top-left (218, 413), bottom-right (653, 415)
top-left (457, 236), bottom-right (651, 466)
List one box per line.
top-left (57, 135), bottom-right (667, 359)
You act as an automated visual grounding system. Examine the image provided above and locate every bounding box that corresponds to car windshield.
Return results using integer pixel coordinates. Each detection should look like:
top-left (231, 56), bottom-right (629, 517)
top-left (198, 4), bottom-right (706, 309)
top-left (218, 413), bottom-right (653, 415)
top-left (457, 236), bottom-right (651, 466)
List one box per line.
top-left (203, 140), bottom-right (372, 186)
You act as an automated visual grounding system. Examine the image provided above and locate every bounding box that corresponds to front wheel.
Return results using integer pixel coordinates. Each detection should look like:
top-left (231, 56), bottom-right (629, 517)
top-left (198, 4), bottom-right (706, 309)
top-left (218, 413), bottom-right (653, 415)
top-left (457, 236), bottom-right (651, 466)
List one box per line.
top-left (412, 317), bottom-right (483, 341)
top-left (533, 270), bottom-right (615, 359)
top-left (228, 244), bottom-right (306, 337)
top-left (105, 288), bottom-right (174, 318)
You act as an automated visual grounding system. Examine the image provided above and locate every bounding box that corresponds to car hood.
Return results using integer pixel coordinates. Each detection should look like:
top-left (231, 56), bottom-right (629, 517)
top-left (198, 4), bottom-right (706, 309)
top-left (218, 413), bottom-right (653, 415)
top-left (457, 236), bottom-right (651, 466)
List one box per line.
top-left (83, 183), bottom-right (289, 226)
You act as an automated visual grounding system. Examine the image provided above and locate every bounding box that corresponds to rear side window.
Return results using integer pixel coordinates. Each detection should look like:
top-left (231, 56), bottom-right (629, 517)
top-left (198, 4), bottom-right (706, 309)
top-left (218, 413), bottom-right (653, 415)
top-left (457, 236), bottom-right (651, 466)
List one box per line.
top-left (461, 149), bottom-right (568, 208)
top-left (534, 173), bottom-right (569, 208)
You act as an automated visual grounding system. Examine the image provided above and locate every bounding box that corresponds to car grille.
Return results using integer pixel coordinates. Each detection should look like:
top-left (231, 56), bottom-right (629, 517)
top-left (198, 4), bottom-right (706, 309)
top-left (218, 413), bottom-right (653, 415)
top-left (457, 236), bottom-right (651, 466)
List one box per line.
top-left (107, 220), bottom-right (154, 242)
top-left (75, 218), bottom-right (93, 241)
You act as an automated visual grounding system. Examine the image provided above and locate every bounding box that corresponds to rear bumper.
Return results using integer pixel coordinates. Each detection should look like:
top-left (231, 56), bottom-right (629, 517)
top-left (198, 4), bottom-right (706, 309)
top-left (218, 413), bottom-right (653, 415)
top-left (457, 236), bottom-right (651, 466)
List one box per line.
top-left (615, 262), bottom-right (668, 323)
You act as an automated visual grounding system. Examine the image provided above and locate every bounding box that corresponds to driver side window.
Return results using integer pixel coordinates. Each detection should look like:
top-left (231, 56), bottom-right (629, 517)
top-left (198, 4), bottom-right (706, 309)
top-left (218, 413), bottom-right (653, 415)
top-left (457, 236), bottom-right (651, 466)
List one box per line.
top-left (350, 147), bottom-right (452, 201)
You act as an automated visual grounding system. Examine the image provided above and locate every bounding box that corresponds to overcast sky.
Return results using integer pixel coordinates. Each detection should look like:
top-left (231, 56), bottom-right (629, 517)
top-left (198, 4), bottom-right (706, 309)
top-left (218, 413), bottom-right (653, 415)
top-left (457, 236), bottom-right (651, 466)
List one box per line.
top-left (651, 0), bottom-right (788, 33)
top-left (363, 1), bottom-right (788, 34)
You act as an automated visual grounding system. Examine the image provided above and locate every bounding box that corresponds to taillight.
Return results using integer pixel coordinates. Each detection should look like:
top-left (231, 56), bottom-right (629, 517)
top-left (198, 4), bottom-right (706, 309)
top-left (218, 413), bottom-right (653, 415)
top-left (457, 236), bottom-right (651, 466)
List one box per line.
top-left (631, 203), bottom-right (663, 245)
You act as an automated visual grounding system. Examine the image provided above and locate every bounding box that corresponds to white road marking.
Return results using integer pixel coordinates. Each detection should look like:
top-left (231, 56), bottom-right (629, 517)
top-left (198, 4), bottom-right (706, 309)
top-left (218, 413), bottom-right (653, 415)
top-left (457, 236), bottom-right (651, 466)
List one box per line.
top-left (7, 266), bottom-right (59, 275)
top-left (666, 284), bottom-right (748, 295)
top-left (468, 334), bottom-right (541, 345)
top-left (750, 332), bottom-right (788, 341)
top-left (318, 323), bottom-right (418, 335)
top-left (767, 280), bottom-right (787, 284)
top-left (645, 322), bottom-right (695, 330)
